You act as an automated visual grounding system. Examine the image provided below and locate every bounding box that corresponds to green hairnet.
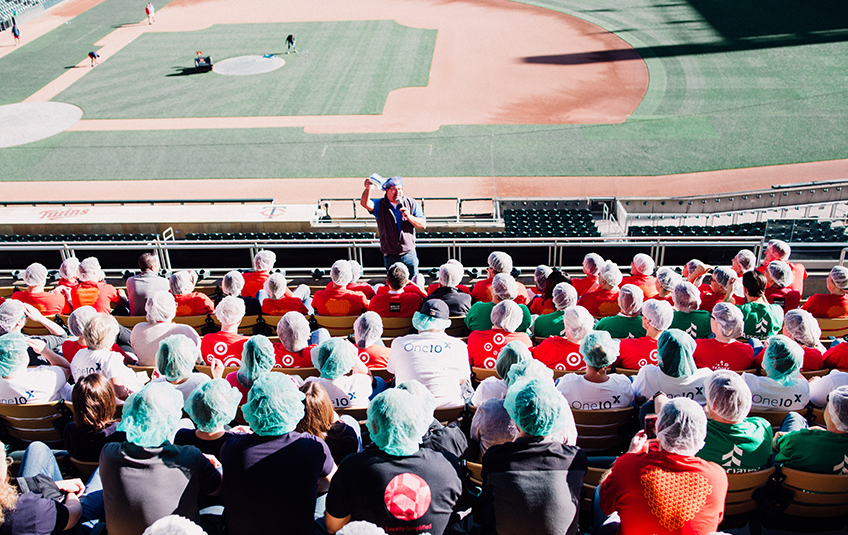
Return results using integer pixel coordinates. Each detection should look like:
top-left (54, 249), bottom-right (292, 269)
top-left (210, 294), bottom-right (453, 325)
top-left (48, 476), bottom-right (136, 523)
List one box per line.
top-left (657, 329), bottom-right (697, 378)
top-left (495, 341), bottom-right (532, 380)
top-left (237, 335), bottom-right (275, 386)
top-left (312, 338), bottom-right (357, 380)
top-left (504, 358), bottom-right (553, 388)
top-left (763, 335), bottom-right (803, 385)
top-left (156, 334), bottom-right (199, 382)
top-left (0, 333), bottom-right (29, 377)
top-left (580, 330), bottom-right (620, 368)
top-left (118, 382), bottom-right (184, 447)
top-left (241, 373), bottom-right (305, 436)
top-left (184, 379), bottom-right (242, 433)
top-left (367, 389), bottom-right (429, 456)
top-left (504, 378), bottom-right (568, 437)
top-left (397, 380), bottom-right (437, 418)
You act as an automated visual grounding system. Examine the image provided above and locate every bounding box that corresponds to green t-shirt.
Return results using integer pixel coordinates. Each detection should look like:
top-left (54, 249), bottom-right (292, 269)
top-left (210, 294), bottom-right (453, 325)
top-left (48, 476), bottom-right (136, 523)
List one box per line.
top-left (775, 427), bottom-right (848, 474)
top-left (697, 417), bottom-right (773, 473)
top-left (465, 301), bottom-right (531, 333)
top-left (739, 302), bottom-right (783, 340)
top-left (533, 310), bottom-right (564, 338)
top-left (595, 314), bottom-right (647, 340)
top-left (670, 310), bottom-right (712, 339)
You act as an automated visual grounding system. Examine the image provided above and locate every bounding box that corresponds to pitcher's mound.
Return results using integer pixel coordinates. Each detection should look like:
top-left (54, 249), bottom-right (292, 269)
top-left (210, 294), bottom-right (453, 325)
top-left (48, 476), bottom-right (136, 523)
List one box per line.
top-left (213, 55), bottom-right (286, 76)
top-left (0, 102), bottom-right (83, 148)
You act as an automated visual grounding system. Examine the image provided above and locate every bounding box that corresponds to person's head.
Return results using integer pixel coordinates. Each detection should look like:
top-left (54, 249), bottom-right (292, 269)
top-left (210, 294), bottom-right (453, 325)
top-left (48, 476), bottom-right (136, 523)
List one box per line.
top-left (438, 262), bottom-right (463, 288)
top-left (83, 313), bottom-right (119, 350)
top-left (631, 253), bottom-right (655, 276)
top-left (331, 260), bottom-right (353, 287)
top-left (142, 515), bottom-right (207, 535)
top-left (495, 340), bottom-right (532, 380)
top-left (491, 273), bottom-right (519, 302)
top-left (22, 263), bottom-right (48, 288)
top-left (367, 388), bottom-right (429, 456)
top-left (215, 296), bottom-right (246, 327)
top-left (354, 311), bottom-right (383, 349)
top-left (783, 309), bottom-right (821, 348)
top-left (381, 176), bottom-right (404, 204)
top-left (561, 306), bottom-right (594, 341)
top-left (710, 302), bottom-right (744, 340)
top-left (184, 379), bottom-right (241, 434)
top-left (276, 311), bottom-right (310, 354)
top-left (491, 300), bottom-right (522, 332)
top-left (349, 260), bottom-right (362, 283)
top-left (504, 358), bottom-right (553, 388)
top-left (145, 291), bottom-right (177, 323)
top-left (67, 305), bottom-right (98, 338)
top-left (242, 373), bottom-right (306, 436)
top-left (583, 253), bottom-right (603, 277)
top-left (641, 299), bottom-right (674, 332)
top-left (618, 284), bottom-right (644, 317)
top-left (672, 281), bottom-right (701, 313)
top-left (312, 338), bottom-right (357, 380)
top-left (487, 252), bottom-right (513, 276)
top-left (138, 252), bottom-right (160, 273)
top-left (78, 257), bottom-right (103, 283)
top-left (541, 270), bottom-right (568, 300)
top-left (0, 333), bottom-right (29, 378)
top-left (505, 378), bottom-right (570, 437)
top-left (264, 273), bottom-right (289, 300)
top-left (386, 262), bottom-right (409, 291)
top-left (534, 265), bottom-right (553, 292)
top-left (253, 250), bottom-right (276, 272)
top-left (656, 329), bottom-right (697, 378)
top-left (296, 382), bottom-right (336, 438)
top-left (552, 282), bottom-right (578, 311)
top-left (762, 335), bottom-right (803, 385)
top-left (118, 382), bottom-right (184, 447)
top-left (826, 386), bottom-right (848, 433)
top-left (580, 330), bottom-right (620, 369)
top-left (336, 522), bottom-right (388, 535)
top-left (156, 334), bottom-right (199, 382)
top-left (221, 271), bottom-right (245, 297)
top-left (397, 380), bottom-right (438, 419)
top-left (412, 299), bottom-right (451, 332)
top-left (655, 267), bottom-right (682, 295)
top-left (598, 261), bottom-right (622, 289)
top-left (59, 257), bottom-right (81, 281)
top-left (656, 397), bottom-right (708, 456)
top-left (704, 370), bottom-right (752, 424)
top-left (733, 249), bottom-right (757, 274)
top-left (766, 239), bottom-right (791, 262)
top-left (742, 270), bottom-right (767, 299)
top-left (0, 301), bottom-right (25, 336)
top-left (710, 266), bottom-right (735, 293)
top-left (169, 270), bottom-right (195, 296)
top-left (828, 266), bottom-right (848, 295)
top-left (72, 373), bottom-right (117, 433)
top-left (238, 335), bottom-right (275, 386)
top-left (766, 261), bottom-right (794, 289)
top-left (683, 259), bottom-right (708, 283)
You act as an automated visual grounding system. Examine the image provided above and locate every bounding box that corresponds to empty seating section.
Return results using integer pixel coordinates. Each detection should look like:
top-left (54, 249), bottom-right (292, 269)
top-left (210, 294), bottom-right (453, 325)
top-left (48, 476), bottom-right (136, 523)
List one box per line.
top-left (186, 232), bottom-right (374, 240)
top-left (0, 233), bottom-right (158, 242)
top-left (421, 208), bottom-right (600, 239)
top-left (629, 218), bottom-right (847, 242)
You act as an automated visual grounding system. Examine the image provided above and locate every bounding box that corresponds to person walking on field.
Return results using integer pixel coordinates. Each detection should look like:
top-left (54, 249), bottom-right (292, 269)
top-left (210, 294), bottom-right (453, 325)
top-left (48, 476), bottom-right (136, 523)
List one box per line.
top-left (285, 34), bottom-right (297, 54)
top-left (12, 25), bottom-right (20, 46)
top-left (146, 2), bottom-right (155, 24)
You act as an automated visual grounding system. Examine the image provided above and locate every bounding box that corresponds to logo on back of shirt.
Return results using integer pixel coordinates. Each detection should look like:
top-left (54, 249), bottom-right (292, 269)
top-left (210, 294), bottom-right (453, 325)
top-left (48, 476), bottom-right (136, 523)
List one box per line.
top-left (389, 303), bottom-right (401, 313)
top-left (384, 473), bottom-right (431, 521)
top-left (722, 445), bottom-right (743, 470)
top-left (833, 456), bottom-right (848, 475)
top-left (755, 318), bottom-right (769, 334)
top-left (685, 324), bottom-right (697, 337)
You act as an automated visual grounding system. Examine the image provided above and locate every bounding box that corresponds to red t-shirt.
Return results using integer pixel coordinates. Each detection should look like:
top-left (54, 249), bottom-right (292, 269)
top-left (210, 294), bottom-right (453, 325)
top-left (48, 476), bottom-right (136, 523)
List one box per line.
top-left (764, 286), bottom-right (801, 311)
top-left (427, 283), bottom-right (471, 296)
top-left (755, 344), bottom-right (823, 371)
top-left (376, 283), bottom-right (427, 299)
top-left (693, 338), bottom-right (754, 371)
top-left (620, 274), bottom-right (659, 298)
top-left (802, 293), bottom-right (848, 318)
top-left (355, 343), bottom-right (391, 368)
top-left (571, 276), bottom-right (597, 296)
top-left (529, 296), bottom-right (556, 316)
top-left (368, 292), bottom-right (422, 318)
top-left (58, 278), bottom-right (78, 290)
top-left (261, 296), bottom-right (308, 316)
top-left (226, 372), bottom-right (251, 405)
top-left (470, 278), bottom-right (529, 305)
top-left (241, 271), bottom-right (271, 299)
top-left (71, 281), bottom-right (120, 313)
top-left (61, 339), bottom-right (126, 363)
top-left (467, 329), bottom-right (532, 368)
top-left (348, 282), bottom-right (376, 299)
top-left (578, 287), bottom-right (621, 317)
top-left (698, 290), bottom-right (744, 313)
top-left (824, 343), bottom-right (848, 369)
top-left (273, 343), bottom-right (315, 368)
top-left (312, 286), bottom-right (369, 316)
top-left (11, 290), bottom-right (67, 316)
top-left (531, 336), bottom-right (586, 371)
top-left (174, 292), bottom-right (215, 316)
top-left (647, 294), bottom-right (674, 305)
top-left (201, 331), bottom-right (248, 366)
top-left (617, 336), bottom-right (659, 369)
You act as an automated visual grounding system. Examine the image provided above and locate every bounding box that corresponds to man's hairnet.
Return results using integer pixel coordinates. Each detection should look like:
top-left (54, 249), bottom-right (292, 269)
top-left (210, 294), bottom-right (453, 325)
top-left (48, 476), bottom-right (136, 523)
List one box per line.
top-left (504, 378), bottom-right (568, 437)
top-left (552, 282), bottom-right (578, 311)
top-left (312, 338), bottom-right (357, 380)
top-left (763, 335), bottom-right (803, 385)
top-left (264, 273), bottom-right (288, 300)
top-left (767, 261), bottom-right (794, 288)
top-left (397, 380), bottom-right (437, 418)
top-left (767, 239), bottom-right (791, 261)
top-left (711, 302), bottom-right (744, 339)
top-left (488, 251), bottom-right (513, 274)
top-left (381, 176), bottom-right (404, 190)
top-left (672, 281), bottom-right (701, 312)
top-left (827, 386), bottom-right (848, 433)
top-left (491, 273), bottom-right (518, 301)
top-left (242, 373), bottom-right (306, 436)
top-left (221, 271), bottom-right (244, 297)
top-left (59, 257), bottom-right (80, 281)
top-left (331, 260), bottom-right (353, 287)
top-left (253, 250), bottom-right (276, 272)
top-left (504, 358), bottom-right (553, 388)
top-left (712, 266), bottom-right (735, 288)
top-left (831, 266), bottom-right (848, 291)
top-left (23, 263), bottom-right (48, 287)
top-left (145, 291), bottom-right (177, 323)
top-left (495, 340), bottom-right (532, 380)
top-left (118, 382), bottom-right (184, 447)
top-left (0, 333), bottom-right (29, 377)
top-left (156, 334), bottom-right (199, 382)
top-left (631, 253), bottom-right (655, 276)
top-left (656, 397), bottom-right (708, 456)
top-left (657, 329), bottom-right (698, 378)
top-left (491, 300), bottom-right (522, 332)
top-left (735, 249), bottom-right (756, 272)
top-left (367, 389), bottom-right (429, 456)
top-left (386, 262), bottom-right (409, 290)
top-left (656, 267), bottom-right (682, 292)
top-left (184, 379), bottom-right (241, 433)
top-left (82, 313), bottom-right (119, 350)
top-left (580, 330), bottom-right (620, 369)
top-left (534, 265), bottom-right (553, 290)
top-left (354, 311), bottom-right (383, 348)
top-left (68, 306), bottom-right (97, 337)
top-left (562, 306), bottom-right (594, 340)
top-left (238, 335), bottom-right (275, 384)
top-left (439, 262), bottom-right (463, 288)
top-left (705, 370), bottom-right (752, 423)
top-left (78, 257), bottom-right (103, 283)
top-left (337, 522), bottom-right (387, 535)
top-left (598, 261), bottom-right (622, 288)
top-left (0, 301), bottom-right (25, 336)
top-left (783, 309), bottom-right (821, 348)
top-left (142, 515), bottom-right (206, 535)
top-left (276, 311), bottom-right (309, 353)
top-left (215, 296), bottom-right (246, 326)
top-left (412, 300), bottom-right (452, 332)
top-left (642, 299), bottom-right (674, 331)
top-left (583, 253), bottom-right (604, 276)
top-left (349, 260), bottom-right (362, 282)
top-left (618, 284), bottom-right (644, 316)
top-left (169, 271), bottom-right (194, 296)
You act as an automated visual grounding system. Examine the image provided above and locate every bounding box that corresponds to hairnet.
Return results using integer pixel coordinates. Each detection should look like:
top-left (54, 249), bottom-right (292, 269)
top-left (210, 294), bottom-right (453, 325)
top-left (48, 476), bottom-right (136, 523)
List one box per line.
top-left (349, 260), bottom-right (362, 282)
top-left (656, 397), bottom-right (707, 456)
top-left (491, 300), bottom-right (522, 332)
top-left (354, 311), bottom-right (383, 348)
top-left (704, 370), bottom-right (752, 423)
top-left (672, 281), bottom-right (701, 312)
top-left (495, 340), bottom-right (532, 380)
top-left (783, 309), bottom-right (820, 348)
top-left (827, 386), bottom-right (848, 433)
top-left (221, 271), bottom-right (244, 297)
top-left (762, 335), bottom-right (803, 385)
top-left (491, 273), bottom-right (518, 301)
top-left (0, 301), bottom-right (25, 336)
top-left (312, 338), bottom-right (357, 380)
top-left (711, 302), bottom-right (744, 339)
top-left (656, 267), bottom-right (682, 292)
top-left (767, 261), bottom-right (794, 288)
top-left (386, 262), bottom-right (409, 289)
top-left (23, 263), bottom-right (48, 286)
top-left (0, 333), bottom-right (29, 377)
top-left (238, 335), bottom-right (275, 384)
top-left (215, 296), bottom-right (245, 326)
top-left (735, 250), bottom-right (756, 272)
top-left (381, 176), bottom-right (404, 190)
top-left (156, 334), bottom-right (199, 382)
top-left (337, 522), bottom-right (387, 535)
top-left (411, 311), bottom-right (452, 332)
top-left (618, 284), bottom-right (644, 316)
top-left (242, 373), bottom-right (306, 436)
top-left (82, 313), bottom-right (119, 350)
top-left (768, 239), bottom-right (791, 261)
top-left (253, 250), bottom-right (276, 272)
top-left (331, 260), bottom-right (353, 286)
top-left (142, 515), bottom-right (207, 535)
top-left (552, 282), bottom-right (578, 311)
top-left (68, 306), bottom-right (97, 337)
top-left (534, 265), bottom-right (553, 290)
top-left (367, 388), bottom-right (429, 456)
top-left (580, 330), bottom-right (620, 369)
top-left (276, 311), bottom-right (309, 352)
top-left (184, 379), bottom-right (241, 433)
top-left (264, 273), bottom-right (288, 300)
top-left (504, 378), bottom-right (568, 437)
top-left (397, 380), bottom-right (437, 418)
top-left (78, 257), bottom-right (103, 283)
top-left (712, 266), bottom-right (735, 288)
top-left (488, 252), bottom-right (513, 274)
top-left (59, 257), bottom-right (80, 281)
top-left (145, 291), bottom-right (177, 323)
top-left (504, 358), bottom-right (553, 388)
top-left (439, 262), bottom-right (463, 288)
top-left (598, 261), bottom-right (623, 288)
top-left (631, 253), bottom-right (655, 276)
top-left (642, 299), bottom-right (674, 331)
top-left (562, 306), bottom-right (594, 340)
top-left (169, 271), bottom-right (194, 296)
top-left (583, 253), bottom-right (604, 276)
top-left (657, 329), bottom-right (698, 378)
top-left (472, 398), bottom-right (518, 450)
top-left (831, 266), bottom-right (848, 291)
top-left (118, 382), bottom-right (184, 447)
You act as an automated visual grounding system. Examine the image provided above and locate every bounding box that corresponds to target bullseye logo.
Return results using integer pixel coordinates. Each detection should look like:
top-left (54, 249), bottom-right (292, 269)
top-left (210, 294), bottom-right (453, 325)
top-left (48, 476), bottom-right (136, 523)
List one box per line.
top-left (566, 352), bottom-right (582, 367)
top-left (483, 343), bottom-right (493, 352)
top-left (649, 349), bottom-right (658, 364)
top-left (359, 351), bottom-right (370, 363)
top-left (281, 353), bottom-right (295, 367)
top-left (492, 333), bottom-right (506, 345)
top-left (483, 357), bottom-right (496, 369)
top-left (213, 342), bottom-right (228, 356)
top-left (384, 473), bottom-right (431, 521)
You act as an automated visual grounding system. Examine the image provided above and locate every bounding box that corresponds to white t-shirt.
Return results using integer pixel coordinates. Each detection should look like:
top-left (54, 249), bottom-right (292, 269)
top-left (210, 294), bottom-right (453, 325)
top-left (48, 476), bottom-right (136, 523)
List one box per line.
top-left (130, 322), bottom-right (201, 367)
top-left (555, 373), bottom-right (634, 411)
top-left (151, 372), bottom-right (209, 402)
top-left (0, 366), bottom-right (70, 405)
top-left (71, 348), bottom-right (145, 393)
top-left (743, 372), bottom-right (810, 411)
top-left (387, 332), bottom-right (470, 408)
top-left (304, 375), bottom-right (372, 409)
top-left (632, 365), bottom-right (712, 405)
top-left (470, 377), bottom-right (507, 407)
top-left (810, 370), bottom-right (848, 408)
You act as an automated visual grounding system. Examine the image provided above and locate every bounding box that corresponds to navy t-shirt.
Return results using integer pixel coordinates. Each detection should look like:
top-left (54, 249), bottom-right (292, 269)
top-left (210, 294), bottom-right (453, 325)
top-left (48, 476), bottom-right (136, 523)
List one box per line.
top-left (63, 421), bottom-right (125, 463)
top-left (174, 429), bottom-right (237, 460)
top-left (0, 492), bottom-right (69, 535)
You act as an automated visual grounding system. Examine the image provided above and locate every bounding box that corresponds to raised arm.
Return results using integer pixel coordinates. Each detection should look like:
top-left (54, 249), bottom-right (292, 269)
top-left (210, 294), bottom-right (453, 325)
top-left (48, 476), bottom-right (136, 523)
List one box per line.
top-left (360, 179), bottom-right (375, 213)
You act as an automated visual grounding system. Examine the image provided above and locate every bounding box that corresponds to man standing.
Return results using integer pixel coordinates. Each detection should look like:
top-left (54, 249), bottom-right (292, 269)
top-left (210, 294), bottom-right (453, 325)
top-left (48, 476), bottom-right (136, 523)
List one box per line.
top-left (145, 3), bottom-right (155, 24)
top-left (361, 176), bottom-right (426, 278)
top-left (126, 252), bottom-right (169, 316)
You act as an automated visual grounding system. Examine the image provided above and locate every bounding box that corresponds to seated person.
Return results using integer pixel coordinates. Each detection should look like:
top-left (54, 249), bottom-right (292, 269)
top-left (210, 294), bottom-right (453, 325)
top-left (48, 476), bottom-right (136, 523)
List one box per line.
top-left (469, 300), bottom-right (532, 368)
top-left (71, 313), bottom-right (144, 400)
top-left (693, 302), bottom-right (754, 371)
top-left (226, 335), bottom-right (276, 404)
top-left (71, 257), bottom-right (128, 313)
top-left (647, 266), bottom-right (681, 305)
top-left (774, 385), bottom-right (848, 474)
top-left (802, 265), bottom-right (848, 318)
top-left (215, 271), bottom-right (261, 315)
top-left (683, 258), bottom-right (711, 289)
top-left (177, 378), bottom-right (242, 458)
top-left (57, 256), bottom-right (80, 291)
top-left (699, 266), bottom-right (744, 312)
top-left (63, 306), bottom-right (126, 363)
top-left (0, 300), bottom-right (70, 369)
top-left (352, 311), bottom-right (390, 368)
top-left (347, 260), bottom-right (376, 299)
top-left (170, 271), bottom-right (214, 316)
top-left (201, 297), bottom-right (248, 366)
top-left (632, 329), bottom-right (712, 404)
top-left (427, 259), bottom-right (471, 296)
top-left (594, 284), bottom-right (647, 340)
top-left (770, 308), bottom-right (824, 371)
top-left (150, 334), bottom-right (210, 402)
top-left (471, 251), bottom-right (529, 304)
top-left (528, 265), bottom-right (553, 301)
top-left (764, 260), bottom-right (801, 311)
top-left (10, 262), bottom-right (67, 315)
top-left (261, 273), bottom-right (308, 316)
top-left (424, 261), bottom-right (472, 316)
top-left (810, 369), bottom-right (848, 408)
top-left (470, 398), bottom-right (518, 461)
top-left (241, 250), bottom-right (276, 298)
top-left (619, 253), bottom-right (658, 299)
top-left (63, 373), bottom-right (125, 462)
top-left (697, 370), bottom-right (773, 472)
top-left (0, 332), bottom-right (70, 404)
top-left (532, 282), bottom-right (578, 339)
top-left (577, 261), bottom-right (622, 317)
top-left (482, 377), bottom-right (586, 535)
top-left (572, 253), bottom-right (603, 295)
top-left (126, 251), bottom-right (170, 316)
top-left (471, 340), bottom-right (531, 406)
top-left (528, 269), bottom-right (568, 315)
top-left (617, 299), bottom-right (674, 370)
top-left (273, 312), bottom-right (317, 368)
top-left (313, 260), bottom-right (370, 316)
top-left (758, 239), bottom-right (808, 294)
top-left (743, 335), bottom-right (810, 411)
top-left (399, 380), bottom-right (468, 460)
top-left (130, 291), bottom-right (200, 366)
top-left (368, 263), bottom-right (423, 318)
top-left (305, 338), bottom-right (372, 409)
top-left (556, 330), bottom-right (634, 410)
top-left (465, 273), bottom-right (531, 333)
top-left (736, 270), bottom-right (784, 340)
top-left (296, 382), bottom-right (361, 465)
top-left (669, 281), bottom-right (711, 338)
top-left (532, 305), bottom-right (594, 371)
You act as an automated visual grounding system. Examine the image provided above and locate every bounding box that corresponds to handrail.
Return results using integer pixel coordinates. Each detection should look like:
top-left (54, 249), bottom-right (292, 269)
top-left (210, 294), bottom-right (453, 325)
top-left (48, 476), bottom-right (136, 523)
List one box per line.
top-left (0, 199), bottom-right (273, 207)
top-left (315, 197), bottom-right (498, 223)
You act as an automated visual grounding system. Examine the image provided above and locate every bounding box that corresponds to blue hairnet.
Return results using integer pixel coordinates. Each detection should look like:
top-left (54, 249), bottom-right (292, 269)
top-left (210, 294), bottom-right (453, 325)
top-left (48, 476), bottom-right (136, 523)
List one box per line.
top-left (504, 358), bottom-right (553, 388)
top-left (367, 389), bottom-right (429, 456)
top-left (504, 378), bottom-right (568, 437)
top-left (156, 334), bottom-right (199, 382)
top-left (763, 335), bottom-right (803, 385)
top-left (0, 333), bottom-right (29, 377)
top-left (495, 340), bottom-right (532, 380)
top-left (580, 331), bottom-right (620, 368)
top-left (118, 382), bottom-right (184, 447)
top-left (382, 176), bottom-right (404, 190)
top-left (397, 380), bottom-right (437, 418)
top-left (657, 329), bottom-right (698, 378)
top-left (312, 338), bottom-right (357, 380)
top-left (242, 373), bottom-right (305, 436)
top-left (238, 335), bottom-right (275, 386)
top-left (184, 379), bottom-right (242, 433)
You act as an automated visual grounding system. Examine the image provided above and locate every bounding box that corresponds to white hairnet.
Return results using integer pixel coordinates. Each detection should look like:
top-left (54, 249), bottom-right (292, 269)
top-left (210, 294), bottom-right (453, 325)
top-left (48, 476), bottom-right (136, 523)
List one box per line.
top-left (354, 311), bottom-right (383, 348)
top-left (488, 251), bottom-right (513, 274)
top-left (146, 291), bottom-right (177, 323)
top-left (68, 306), bottom-right (97, 337)
top-left (337, 522), bottom-right (387, 535)
top-left (264, 273), bottom-right (288, 300)
top-left (657, 397), bottom-right (707, 456)
top-left (583, 253), bottom-right (604, 276)
top-left (735, 249), bottom-right (756, 272)
top-left (631, 253), bottom-right (655, 276)
top-left (349, 260), bottom-right (362, 282)
top-left (783, 308), bottom-right (821, 348)
top-left (215, 296), bottom-right (245, 326)
top-left (23, 263), bottom-right (48, 286)
top-left (767, 261), bottom-right (794, 288)
top-left (221, 271), bottom-right (244, 297)
top-left (59, 257), bottom-right (80, 281)
top-left (169, 271), bottom-right (194, 296)
top-left (642, 299), bottom-right (674, 331)
top-left (618, 284), bottom-right (644, 316)
top-left (580, 330), bottom-right (620, 369)
top-left (492, 273), bottom-right (519, 301)
top-left (711, 302), bottom-right (744, 339)
top-left (331, 260), bottom-right (353, 286)
top-left (598, 261), bottom-right (623, 288)
top-left (78, 257), bottom-right (103, 283)
top-left (711, 267), bottom-right (735, 288)
top-left (768, 239), bottom-right (791, 261)
top-left (253, 250), bottom-right (276, 272)
top-left (827, 386), bottom-right (848, 433)
top-left (142, 515), bottom-right (207, 535)
top-left (656, 267), bottom-right (682, 292)
top-left (705, 370), bottom-right (752, 423)
top-left (672, 281), bottom-right (701, 312)
top-left (471, 398), bottom-right (518, 454)
top-left (491, 300), bottom-right (523, 332)
top-left (552, 283), bottom-right (578, 311)
top-left (276, 311), bottom-right (310, 352)
top-left (439, 262), bottom-right (463, 287)
top-left (0, 300), bottom-right (25, 335)
top-left (534, 265), bottom-right (553, 290)
top-left (831, 266), bottom-right (848, 291)
top-left (562, 306), bottom-right (594, 340)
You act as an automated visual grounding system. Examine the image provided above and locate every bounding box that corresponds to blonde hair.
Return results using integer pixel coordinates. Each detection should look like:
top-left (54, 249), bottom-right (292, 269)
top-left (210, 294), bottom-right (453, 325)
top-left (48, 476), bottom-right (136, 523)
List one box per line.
top-left (82, 313), bottom-right (119, 350)
top-left (0, 440), bottom-right (18, 523)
